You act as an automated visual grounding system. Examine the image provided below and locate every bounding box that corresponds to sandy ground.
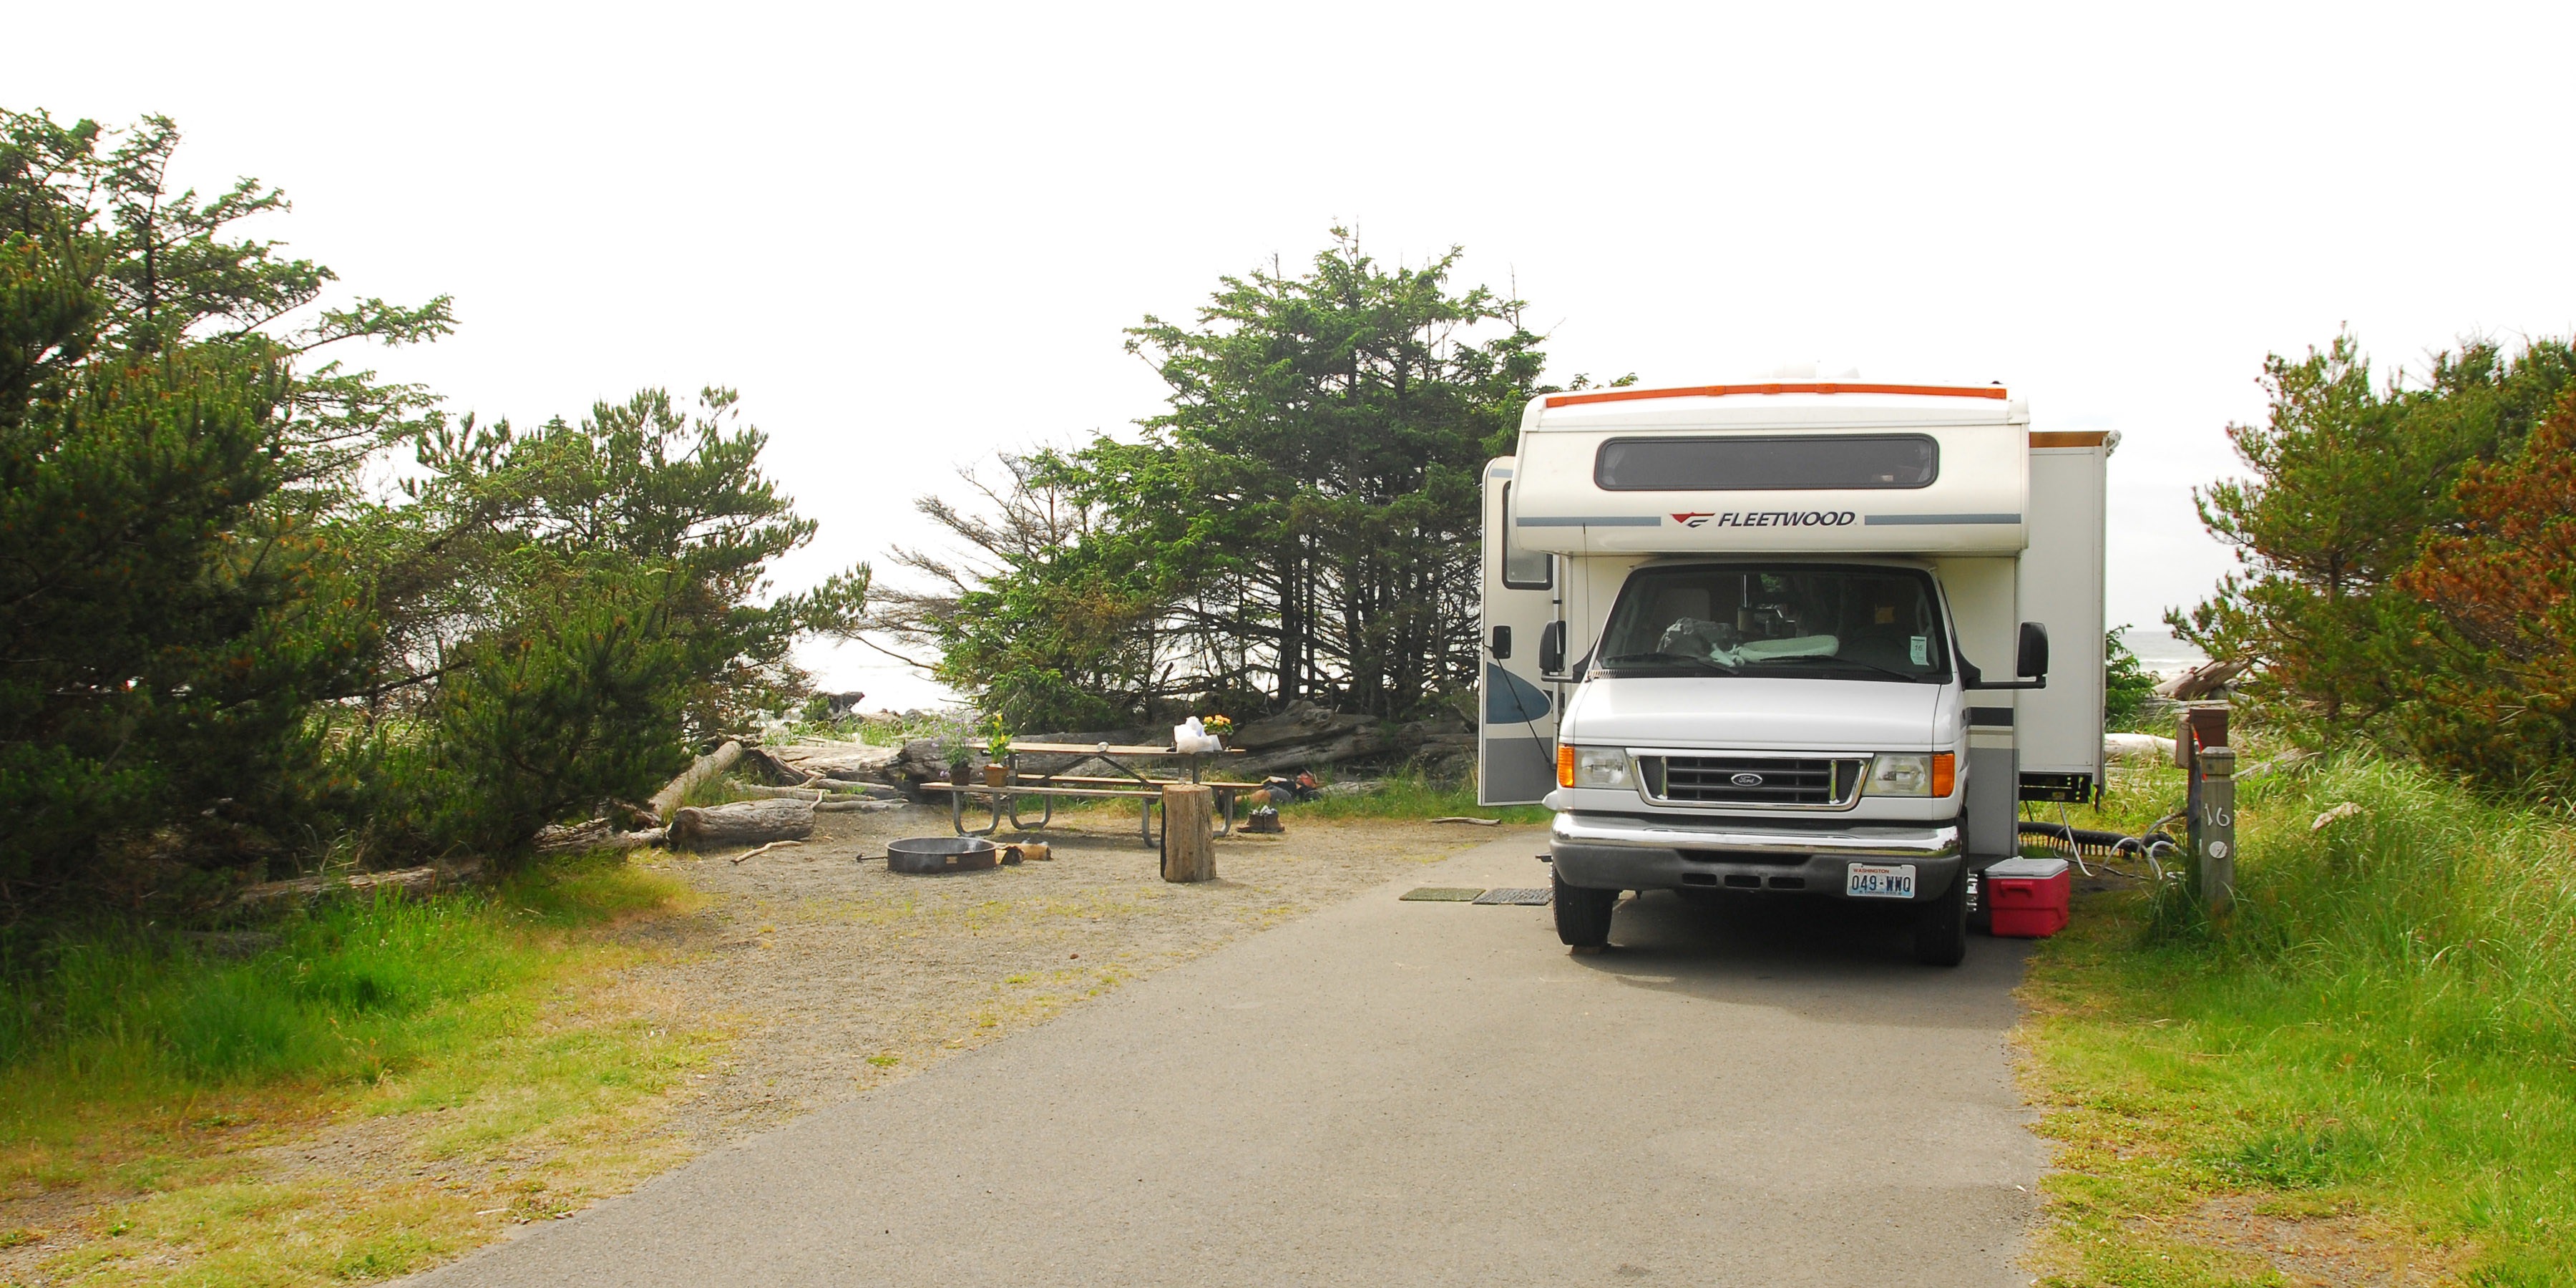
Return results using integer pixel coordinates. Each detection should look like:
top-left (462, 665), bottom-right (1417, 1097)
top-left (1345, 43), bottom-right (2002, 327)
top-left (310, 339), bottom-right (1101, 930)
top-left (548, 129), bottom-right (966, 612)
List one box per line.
top-left (638, 804), bottom-right (1522, 1148)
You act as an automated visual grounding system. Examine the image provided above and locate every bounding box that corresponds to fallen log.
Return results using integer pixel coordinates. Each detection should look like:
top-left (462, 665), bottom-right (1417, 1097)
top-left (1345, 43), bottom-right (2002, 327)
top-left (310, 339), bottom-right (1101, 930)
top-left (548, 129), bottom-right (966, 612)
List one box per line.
top-left (815, 798), bottom-right (901, 813)
top-left (535, 817), bottom-right (672, 855)
top-left (651, 741), bottom-right (743, 818)
top-left (1229, 726), bottom-right (1399, 776)
top-left (238, 859), bottom-right (482, 907)
top-left (1228, 700), bottom-right (1356, 750)
top-left (769, 739), bottom-right (904, 782)
top-left (668, 796), bottom-right (815, 849)
top-left (736, 745), bottom-right (809, 785)
top-left (733, 784), bottom-right (827, 801)
top-left (2155, 657), bottom-right (2251, 701)
top-left (813, 777), bottom-right (904, 799)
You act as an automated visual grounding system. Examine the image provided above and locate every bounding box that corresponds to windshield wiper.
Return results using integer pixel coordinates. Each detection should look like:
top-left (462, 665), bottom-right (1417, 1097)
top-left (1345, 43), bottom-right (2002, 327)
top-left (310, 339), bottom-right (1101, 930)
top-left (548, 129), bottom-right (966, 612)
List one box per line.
top-left (1604, 650), bottom-right (1738, 673)
top-left (1755, 654), bottom-right (1924, 682)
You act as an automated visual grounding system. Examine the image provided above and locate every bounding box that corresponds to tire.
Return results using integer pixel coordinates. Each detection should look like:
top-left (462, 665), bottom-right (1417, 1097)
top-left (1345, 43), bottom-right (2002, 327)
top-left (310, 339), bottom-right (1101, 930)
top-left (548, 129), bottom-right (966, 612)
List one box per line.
top-left (1913, 868), bottom-right (1968, 967)
top-left (1553, 869), bottom-right (1618, 947)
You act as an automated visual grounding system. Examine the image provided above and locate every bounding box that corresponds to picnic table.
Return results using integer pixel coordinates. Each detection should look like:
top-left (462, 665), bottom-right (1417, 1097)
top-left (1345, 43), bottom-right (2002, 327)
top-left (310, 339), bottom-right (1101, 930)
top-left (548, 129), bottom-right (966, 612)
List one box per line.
top-left (920, 741), bottom-right (1254, 845)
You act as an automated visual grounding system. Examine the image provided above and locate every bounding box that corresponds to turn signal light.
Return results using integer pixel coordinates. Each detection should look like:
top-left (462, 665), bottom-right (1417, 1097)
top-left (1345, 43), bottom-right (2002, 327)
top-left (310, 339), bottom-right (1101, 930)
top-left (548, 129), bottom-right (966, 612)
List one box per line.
top-left (1931, 751), bottom-right (1956, 797)
top-left (1556, 743), bottom-right (1576, 788)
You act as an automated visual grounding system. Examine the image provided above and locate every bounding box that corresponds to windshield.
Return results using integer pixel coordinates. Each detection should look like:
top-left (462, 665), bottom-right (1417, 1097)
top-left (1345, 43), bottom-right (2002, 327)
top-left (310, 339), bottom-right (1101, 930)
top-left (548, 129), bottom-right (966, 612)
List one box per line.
top-left (1594, 564), bottom-right (1952, 682)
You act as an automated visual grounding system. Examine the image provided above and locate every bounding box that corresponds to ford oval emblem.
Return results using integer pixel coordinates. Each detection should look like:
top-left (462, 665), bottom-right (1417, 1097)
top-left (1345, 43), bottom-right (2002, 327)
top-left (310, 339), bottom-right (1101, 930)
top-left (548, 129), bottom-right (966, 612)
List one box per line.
top-left (1730, 772), bottom-right (1765, 788)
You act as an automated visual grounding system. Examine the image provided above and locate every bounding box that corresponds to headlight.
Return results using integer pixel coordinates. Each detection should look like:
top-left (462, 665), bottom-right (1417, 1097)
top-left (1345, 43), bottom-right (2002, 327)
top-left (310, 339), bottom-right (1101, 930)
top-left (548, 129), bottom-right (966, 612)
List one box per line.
top-left (1866, 751), bottom-right (1956, 797)
top-left (1557, 746), bottom-right (1632, 789)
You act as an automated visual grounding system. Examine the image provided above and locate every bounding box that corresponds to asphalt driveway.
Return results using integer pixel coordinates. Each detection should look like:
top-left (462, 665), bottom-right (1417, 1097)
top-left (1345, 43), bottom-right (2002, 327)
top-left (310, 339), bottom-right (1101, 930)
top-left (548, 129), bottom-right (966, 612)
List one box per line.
top-left (410, 833), bottom-right (2040, 1287)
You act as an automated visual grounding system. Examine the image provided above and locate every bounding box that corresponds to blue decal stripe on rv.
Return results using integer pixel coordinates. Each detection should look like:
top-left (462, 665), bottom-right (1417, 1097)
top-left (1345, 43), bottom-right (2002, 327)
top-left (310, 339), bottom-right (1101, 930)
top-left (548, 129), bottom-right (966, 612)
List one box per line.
top-left (1863, 513), bottom-right (2023, 526)
top-left (1516, 516), bottom-right (1662, 527)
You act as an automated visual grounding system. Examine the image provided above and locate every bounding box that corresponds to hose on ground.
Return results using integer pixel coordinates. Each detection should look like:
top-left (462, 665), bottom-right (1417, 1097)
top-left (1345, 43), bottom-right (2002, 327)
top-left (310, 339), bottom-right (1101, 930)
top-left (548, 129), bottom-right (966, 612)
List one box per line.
top-left (2014, 820), bottom-right (2182, 883)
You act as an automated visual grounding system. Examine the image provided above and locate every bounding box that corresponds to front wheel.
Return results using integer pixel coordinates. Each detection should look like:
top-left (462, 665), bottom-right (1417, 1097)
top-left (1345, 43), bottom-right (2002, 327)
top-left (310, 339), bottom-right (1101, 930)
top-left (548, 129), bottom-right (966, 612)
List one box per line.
top-left (1553, 869), bottom-right (1618, 947)
top-left (1913, 868), bottom-right (1968, 967)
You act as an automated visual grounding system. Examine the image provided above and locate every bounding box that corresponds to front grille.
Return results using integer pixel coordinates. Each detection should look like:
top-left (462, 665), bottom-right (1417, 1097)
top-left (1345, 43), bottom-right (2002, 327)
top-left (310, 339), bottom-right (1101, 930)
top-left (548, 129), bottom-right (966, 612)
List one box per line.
top-left (1642, 756), bottom-right (1863, 807)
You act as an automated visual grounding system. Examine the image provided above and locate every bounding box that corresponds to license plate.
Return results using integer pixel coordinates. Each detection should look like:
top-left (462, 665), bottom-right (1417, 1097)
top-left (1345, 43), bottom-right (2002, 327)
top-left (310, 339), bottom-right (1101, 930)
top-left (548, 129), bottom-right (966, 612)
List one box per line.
top-left (1846, 863), bottom-right (1918, 899)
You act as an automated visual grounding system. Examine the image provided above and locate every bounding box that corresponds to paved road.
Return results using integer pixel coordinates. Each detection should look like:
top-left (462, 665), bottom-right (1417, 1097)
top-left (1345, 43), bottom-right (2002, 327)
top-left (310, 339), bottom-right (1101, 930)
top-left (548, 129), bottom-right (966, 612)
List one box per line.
top-left (414, 834), bottom-right (2040, 1287)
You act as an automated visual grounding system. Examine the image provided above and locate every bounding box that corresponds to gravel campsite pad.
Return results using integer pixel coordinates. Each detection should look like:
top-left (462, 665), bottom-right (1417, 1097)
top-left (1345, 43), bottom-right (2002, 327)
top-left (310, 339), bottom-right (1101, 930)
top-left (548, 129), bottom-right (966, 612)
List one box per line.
top-left (630, 805), bottom-right (1526, 1147)
top-left (0, 806), bottom-right (1525, 1287)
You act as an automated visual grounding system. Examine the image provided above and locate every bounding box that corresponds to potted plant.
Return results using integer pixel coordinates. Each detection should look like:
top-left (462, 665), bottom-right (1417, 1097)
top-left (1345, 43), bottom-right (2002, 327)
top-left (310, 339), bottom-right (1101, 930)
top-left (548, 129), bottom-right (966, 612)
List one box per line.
top-left (1199, 713), bottom-right (1234, 750)
top-left (933, 716), bottom-right (976, 789)
top-left (982, 715), bottom-right (1013, 787)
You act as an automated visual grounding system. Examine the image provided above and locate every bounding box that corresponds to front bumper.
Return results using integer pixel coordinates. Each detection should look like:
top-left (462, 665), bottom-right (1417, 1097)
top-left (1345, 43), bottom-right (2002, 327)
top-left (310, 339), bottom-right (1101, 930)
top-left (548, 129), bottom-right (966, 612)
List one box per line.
top-left (1550, 811), bottom-right (1964, 901)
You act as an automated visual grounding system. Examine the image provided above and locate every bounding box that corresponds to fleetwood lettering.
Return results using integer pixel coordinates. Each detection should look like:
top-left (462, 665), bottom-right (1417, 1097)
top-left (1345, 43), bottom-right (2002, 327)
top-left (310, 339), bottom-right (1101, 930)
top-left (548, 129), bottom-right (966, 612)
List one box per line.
top-left (1669, 510), bottom-right (1858, 529)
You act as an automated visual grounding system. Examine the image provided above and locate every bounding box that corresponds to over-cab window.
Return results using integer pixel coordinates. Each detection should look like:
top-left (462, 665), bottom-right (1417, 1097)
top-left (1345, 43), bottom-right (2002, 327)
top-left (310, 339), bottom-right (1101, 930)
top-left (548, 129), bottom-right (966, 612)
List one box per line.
top-left (1501, 483), bottom-right (1552, 589)
top-left (1594, 434), bottom-right (1939, 491)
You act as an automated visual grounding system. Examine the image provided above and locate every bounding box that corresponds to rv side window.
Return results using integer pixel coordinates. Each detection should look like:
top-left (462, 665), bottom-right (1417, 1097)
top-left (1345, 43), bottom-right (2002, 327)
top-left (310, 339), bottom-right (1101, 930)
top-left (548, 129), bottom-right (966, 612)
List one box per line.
top-left (1501, 484), bottom-right (1552, 590)
top-left (1595, 434), bottom-right (1939, 491)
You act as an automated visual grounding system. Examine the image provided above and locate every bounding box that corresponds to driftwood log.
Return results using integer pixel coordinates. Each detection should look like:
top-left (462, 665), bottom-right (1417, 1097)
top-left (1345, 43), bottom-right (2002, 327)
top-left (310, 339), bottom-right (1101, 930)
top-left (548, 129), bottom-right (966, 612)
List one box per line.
top-left (734, 745), bottom-right (809, 785)
top-left (2156, 658), bottom-right (2251, 701)
top-left (534, 818), bottom-right (671, 856)
top-left (768, 740), bottom-right (905, 782)
top-left (668, 797), bottom-right (815, 850)
top-left (815, 798), bottom-right (900, 813)
top-left (651, 740), bottom-right (743, 817)
top-left (238, 859), bottom-right (482, 907)
top-left (733, 783), bottom-right (827, 801)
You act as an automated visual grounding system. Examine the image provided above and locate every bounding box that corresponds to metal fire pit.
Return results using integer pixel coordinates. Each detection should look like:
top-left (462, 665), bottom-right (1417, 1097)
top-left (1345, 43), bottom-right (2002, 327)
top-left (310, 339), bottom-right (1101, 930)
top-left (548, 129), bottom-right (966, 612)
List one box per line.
top-left (886, 836), bottom-right (1000, 874)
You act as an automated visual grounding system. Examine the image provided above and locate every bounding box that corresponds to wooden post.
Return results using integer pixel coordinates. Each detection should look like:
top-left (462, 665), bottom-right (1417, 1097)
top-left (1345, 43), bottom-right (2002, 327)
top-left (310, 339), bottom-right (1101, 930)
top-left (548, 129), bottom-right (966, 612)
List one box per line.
top-left (1161, 784), bottom-right (1215, 882)
top-left (2195, 746), bottom-right (2237, 916)
top-left (2179, 702), bottom-right (2233, 913)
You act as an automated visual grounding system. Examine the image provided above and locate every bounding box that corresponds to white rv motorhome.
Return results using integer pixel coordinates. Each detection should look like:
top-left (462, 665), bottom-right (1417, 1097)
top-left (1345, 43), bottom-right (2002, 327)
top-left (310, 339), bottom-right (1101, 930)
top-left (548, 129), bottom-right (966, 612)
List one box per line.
top-left (1477, 381), bottom-right (2106, 965)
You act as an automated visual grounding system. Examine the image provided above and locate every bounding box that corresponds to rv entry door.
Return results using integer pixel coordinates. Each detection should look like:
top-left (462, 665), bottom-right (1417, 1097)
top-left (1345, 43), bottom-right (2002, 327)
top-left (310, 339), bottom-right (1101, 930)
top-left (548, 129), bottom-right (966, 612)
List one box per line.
top-left (1480, 461), bottom-right (1559, 804)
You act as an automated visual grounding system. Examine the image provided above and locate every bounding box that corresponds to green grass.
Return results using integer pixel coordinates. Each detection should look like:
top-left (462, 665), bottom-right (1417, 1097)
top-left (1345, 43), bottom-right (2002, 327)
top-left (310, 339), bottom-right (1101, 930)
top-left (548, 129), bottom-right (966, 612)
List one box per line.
top-left (2021, 750), bottom-right (2576, 1285)
top-left (1294, 770), bottom-right (1551, 824)
top-left (673, 771), bottom-right (763, 809)
top-left (0, 850), bottom-right (716, 1286)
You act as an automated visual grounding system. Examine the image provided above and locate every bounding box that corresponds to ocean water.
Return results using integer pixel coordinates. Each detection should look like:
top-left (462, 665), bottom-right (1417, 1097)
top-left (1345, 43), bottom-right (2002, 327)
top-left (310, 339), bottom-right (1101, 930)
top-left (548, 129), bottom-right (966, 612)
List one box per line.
top-left (792, 638), bottom-right (963, 714)
top-left (2117, 624), bottom-right (2207, 677)
top-left (793, 625), bottom-right (2215, 714)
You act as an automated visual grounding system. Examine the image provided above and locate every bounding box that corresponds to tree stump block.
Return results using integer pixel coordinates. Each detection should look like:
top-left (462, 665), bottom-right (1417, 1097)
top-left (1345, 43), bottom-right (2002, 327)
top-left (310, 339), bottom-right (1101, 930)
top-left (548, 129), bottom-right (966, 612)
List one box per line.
top-left (1160, 784), bottom-right (1215, 882)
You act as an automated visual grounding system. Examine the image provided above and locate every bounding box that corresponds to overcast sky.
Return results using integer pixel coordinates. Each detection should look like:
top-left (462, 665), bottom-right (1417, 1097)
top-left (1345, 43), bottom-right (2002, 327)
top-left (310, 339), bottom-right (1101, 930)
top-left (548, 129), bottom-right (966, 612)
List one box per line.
top-left (20, 1), bottom-right (2575, 706)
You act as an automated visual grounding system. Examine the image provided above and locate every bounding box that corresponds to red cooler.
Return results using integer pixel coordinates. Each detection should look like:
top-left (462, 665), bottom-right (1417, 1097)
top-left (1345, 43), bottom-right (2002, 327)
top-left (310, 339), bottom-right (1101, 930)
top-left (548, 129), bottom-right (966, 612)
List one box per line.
top-left (1982, 856), bottom-right (2072, 938)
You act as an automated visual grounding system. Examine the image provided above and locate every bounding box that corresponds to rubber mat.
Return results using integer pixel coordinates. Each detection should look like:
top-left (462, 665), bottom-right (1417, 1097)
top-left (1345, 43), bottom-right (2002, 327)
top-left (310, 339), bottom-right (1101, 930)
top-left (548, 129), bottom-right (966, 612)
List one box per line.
top-left (1398, 887), bottom-right (1485, 902)
top-left (1473, 887), bottom-right (1553, 906)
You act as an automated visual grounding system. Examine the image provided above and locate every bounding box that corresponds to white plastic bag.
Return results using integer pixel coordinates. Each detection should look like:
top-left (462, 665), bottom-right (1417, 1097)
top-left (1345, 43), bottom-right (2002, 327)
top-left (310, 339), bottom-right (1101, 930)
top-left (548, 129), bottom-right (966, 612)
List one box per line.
top-left (1171, 717), bottom-right (1222, 753)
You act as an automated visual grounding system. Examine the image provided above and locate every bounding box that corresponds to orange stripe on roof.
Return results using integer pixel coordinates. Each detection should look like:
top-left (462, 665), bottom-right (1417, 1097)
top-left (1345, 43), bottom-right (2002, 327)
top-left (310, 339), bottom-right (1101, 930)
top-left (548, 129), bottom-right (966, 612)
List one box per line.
top-left (1543, 382), bottom-right (2009, 409)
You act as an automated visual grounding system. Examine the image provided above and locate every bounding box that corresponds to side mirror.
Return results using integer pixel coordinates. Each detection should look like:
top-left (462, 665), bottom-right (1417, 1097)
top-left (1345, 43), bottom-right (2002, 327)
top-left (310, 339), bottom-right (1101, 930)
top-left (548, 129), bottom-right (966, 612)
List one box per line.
top-left (1538, 621), bottom-right (1567, 675)
top-left (1488, 625), bottom-right (1511, 659)
top-left (2016, 622), bottom-right (2050, 679)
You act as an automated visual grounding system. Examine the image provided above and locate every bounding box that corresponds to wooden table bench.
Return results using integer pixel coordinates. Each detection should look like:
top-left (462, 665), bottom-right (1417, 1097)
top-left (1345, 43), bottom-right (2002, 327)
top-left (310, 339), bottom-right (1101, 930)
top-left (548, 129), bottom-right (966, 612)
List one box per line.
top-left (922, 742), bottom-right (1254, 845)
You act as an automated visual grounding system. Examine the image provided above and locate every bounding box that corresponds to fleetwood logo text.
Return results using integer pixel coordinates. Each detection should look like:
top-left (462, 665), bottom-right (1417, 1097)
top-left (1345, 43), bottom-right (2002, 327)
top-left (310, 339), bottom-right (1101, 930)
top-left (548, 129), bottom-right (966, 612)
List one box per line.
top-left (1669, 510), bottom-right (1858, 529)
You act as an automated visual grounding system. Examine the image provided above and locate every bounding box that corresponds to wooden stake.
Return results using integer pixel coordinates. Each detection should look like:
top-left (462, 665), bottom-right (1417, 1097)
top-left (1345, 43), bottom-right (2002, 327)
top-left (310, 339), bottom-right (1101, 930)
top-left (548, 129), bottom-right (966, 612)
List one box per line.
top-left (1160, 784), bottom-right (1215, 883)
